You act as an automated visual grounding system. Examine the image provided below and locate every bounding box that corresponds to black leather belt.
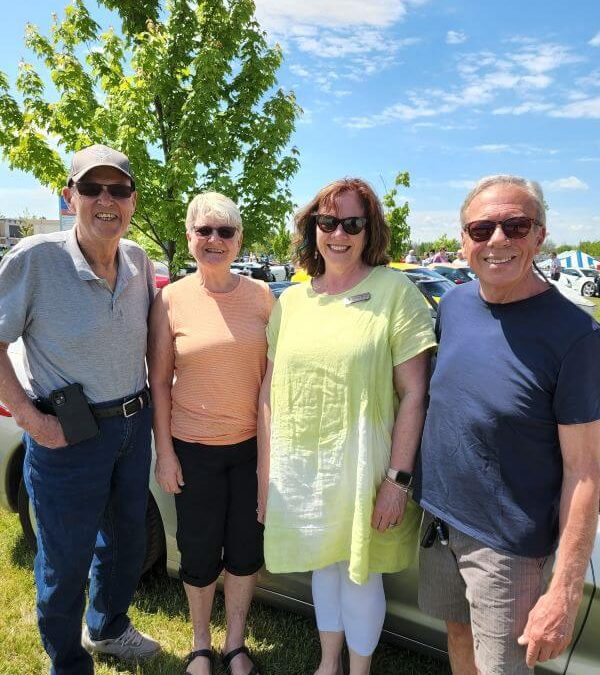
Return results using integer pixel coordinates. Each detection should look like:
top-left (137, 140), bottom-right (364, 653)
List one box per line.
top-left (35, 387), bottom-right (151, 419)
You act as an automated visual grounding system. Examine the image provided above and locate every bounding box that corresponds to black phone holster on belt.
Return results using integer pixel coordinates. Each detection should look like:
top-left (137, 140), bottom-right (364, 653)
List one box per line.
top-left (37, 383), bottom-right (100, 445)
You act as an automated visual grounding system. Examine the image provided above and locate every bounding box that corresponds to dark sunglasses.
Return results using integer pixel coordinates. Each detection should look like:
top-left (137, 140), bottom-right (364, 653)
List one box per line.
top-left (74, 181), bottom-right (135, 199)
top-left (464, 216), bottom-right (538, 242)
top-left (192, 225), bottom-right (238, 239)
top-left (314, 214), bottom-right (367, 235)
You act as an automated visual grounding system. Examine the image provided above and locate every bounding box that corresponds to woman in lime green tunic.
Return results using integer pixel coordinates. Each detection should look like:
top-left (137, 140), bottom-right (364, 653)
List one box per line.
top-left (257, 178), bottom-right (436, 675)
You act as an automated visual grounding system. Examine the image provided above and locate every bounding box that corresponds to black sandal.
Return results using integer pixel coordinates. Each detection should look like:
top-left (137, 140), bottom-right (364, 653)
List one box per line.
top-left (221, 646), bottom-right (260, 675)
top-left (184, 648), bottom-right (213, 675)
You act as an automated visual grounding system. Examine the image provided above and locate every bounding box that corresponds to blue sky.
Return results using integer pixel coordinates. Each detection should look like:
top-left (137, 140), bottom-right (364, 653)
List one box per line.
top-left (1, 0), bottom-right (599, 245)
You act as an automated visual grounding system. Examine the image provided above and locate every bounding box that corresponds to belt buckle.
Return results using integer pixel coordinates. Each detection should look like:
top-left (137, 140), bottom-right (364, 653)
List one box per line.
top-left (122, 395), bottom-right (142, 418)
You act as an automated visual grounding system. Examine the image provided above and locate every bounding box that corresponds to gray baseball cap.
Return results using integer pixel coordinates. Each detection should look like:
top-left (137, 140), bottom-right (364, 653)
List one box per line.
top-left (68, 144), bottom-right (134, 185)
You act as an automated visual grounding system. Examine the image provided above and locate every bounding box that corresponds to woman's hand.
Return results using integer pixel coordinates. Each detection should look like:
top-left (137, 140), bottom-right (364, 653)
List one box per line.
top-left (155, 450), bottom-right (184, 494)
top-left (371, 479), bottom-right (408, 532)
top-left (256, 498), bottom-right (266, 525)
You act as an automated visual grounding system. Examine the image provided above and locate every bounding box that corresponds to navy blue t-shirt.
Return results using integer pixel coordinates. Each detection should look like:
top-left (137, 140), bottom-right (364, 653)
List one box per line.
top-left (414, 281), bottom-right (600, 557)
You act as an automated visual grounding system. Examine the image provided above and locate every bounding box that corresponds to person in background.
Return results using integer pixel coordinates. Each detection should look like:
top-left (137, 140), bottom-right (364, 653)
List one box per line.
top-left (431, 247), bottom-right (448, 263)
top-left (549, 251), bottom-right (562, 281)
top-left (258, 178), bottom-right (436, 675)
top-left (414, 175), bottom-right (600, 675)
top-left (149, 192), bottom-right (273, 675)
top-left (0, 144), bottom-right (159, 675)
top-left (451, 249), bottom-right (468, 267)
top-left (422, 249), bottom-right (436, 264)
top-left (404, 249), bottom-right (418, 264)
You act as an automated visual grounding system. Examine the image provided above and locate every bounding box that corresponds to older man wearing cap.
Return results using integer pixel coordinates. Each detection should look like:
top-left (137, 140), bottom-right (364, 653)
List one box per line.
top-left (0, 144), bottom-right (160, 674)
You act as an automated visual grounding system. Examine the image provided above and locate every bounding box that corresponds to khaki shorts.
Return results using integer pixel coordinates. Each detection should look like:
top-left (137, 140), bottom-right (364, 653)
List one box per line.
top-left (418, 512), bottom-right (554, 675)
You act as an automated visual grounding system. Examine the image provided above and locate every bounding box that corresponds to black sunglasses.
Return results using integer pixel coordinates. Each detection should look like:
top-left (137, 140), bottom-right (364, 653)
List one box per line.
top-left (74, 181), bottom-right (135, 199)
top-left (192, 225), bottom-right (238, 240)
top-left (314, 214), bottom-right (367, 235)
top-left (464, 217), bottom-right (538, 243)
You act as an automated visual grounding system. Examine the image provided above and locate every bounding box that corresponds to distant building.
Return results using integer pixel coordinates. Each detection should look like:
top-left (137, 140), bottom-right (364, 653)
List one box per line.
top-left (0, 217), bottom-right (61, 251)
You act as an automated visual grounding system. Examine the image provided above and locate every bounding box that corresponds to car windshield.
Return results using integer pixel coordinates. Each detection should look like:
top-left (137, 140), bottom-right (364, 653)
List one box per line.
top-left (580, 269), bottom-right (598, 278)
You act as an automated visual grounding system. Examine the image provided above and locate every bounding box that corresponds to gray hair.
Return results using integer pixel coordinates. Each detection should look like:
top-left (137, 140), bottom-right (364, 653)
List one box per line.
top-left (185, 192), bottom-right (243, 232)
top-left (460, 175), bottom-right (546, 228)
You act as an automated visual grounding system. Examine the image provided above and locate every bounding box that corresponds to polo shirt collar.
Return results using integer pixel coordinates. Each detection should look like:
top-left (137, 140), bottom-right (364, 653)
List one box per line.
top-left (66, 226), bottom-right (140, 292)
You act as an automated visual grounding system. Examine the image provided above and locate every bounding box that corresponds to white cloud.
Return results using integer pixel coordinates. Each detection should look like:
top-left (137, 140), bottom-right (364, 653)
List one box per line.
top-left (576, 69), bottom-right (600, 88)
top-left (447, 179), bottom-right (477, 190)
top-left (254, 0), bottom-right (427, 31)
top-left (296, 28), bottom-right (392, 58)
top-left (473, 143), bottom-right (558, 155)
top-left (474, 144), bottom-right (510, 152)
top-left (510, 43), bottom-right (583, 74)
top-left (446, 30), bottom-right (467, 45)
top-left (577, 156), bottom-right (600, 162)
top-left (289, 64), bottom-right (310, 78)
top-left (543, 177), bottom-right (589, 191)
top-left (549, 96), bottom-right (600, 118)
top-left (408, 210), bottom-right (462, 240)
top-left (492, 102), bottom-right (554, 115)
top-left (589, 31), bottom-right (600, 47)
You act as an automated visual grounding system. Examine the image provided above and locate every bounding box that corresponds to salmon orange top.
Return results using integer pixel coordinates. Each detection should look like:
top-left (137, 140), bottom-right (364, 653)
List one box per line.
top-left (163, 274), bottom-right (274, 445)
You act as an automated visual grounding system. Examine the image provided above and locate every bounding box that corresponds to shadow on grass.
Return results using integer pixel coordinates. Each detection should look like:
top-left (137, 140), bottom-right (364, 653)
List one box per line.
top-left (11, 531), bottom-right (35, 569)
top-left (131, 569), bottom-right (449, 674)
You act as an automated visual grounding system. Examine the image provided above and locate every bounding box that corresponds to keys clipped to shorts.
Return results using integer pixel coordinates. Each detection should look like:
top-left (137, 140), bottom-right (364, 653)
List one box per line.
top-left (421, 517), bottom-right (449, 548)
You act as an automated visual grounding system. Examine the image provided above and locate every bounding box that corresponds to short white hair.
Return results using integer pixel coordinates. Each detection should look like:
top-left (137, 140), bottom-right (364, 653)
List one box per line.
top-left (460, 175), bottom-right (546, 228)
top-left (185, 192), bottom-right (243, 232)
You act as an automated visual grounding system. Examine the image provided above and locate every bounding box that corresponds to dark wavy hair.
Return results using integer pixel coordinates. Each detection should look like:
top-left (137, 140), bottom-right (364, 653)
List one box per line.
top-left (294, 178), bottom-right (391, 277)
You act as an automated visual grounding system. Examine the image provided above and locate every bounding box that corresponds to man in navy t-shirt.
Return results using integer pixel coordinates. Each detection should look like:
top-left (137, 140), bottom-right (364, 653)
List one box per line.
top-left (414, 175), bottom-right (600, 675)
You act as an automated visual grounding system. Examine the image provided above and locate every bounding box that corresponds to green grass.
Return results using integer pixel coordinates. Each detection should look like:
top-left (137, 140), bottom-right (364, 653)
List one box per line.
top-left (0, 509), bottom-right (449, 675)
top-left (592, 297), bottom-right (600, 322)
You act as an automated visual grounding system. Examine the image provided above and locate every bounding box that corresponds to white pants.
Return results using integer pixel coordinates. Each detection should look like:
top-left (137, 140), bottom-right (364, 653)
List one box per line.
top-left (312, 562), bottom-right (386, 656)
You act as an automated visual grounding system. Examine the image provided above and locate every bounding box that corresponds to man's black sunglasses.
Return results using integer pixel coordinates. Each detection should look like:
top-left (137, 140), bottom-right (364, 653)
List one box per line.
top-left (314, 215), bottom-right (367, 235)
top-left (74, 181), bottom-right (135, 199)
top-left (464, 216), bottom-right (538, 243)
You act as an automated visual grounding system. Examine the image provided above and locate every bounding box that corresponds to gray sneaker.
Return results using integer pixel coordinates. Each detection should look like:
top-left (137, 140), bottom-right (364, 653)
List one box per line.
top-left (82, 623), bottom-right (161, 661)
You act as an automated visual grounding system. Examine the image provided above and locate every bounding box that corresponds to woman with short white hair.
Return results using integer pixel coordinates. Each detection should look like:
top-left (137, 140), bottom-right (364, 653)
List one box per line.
top-left (149, 192), bottom-right (273, 675)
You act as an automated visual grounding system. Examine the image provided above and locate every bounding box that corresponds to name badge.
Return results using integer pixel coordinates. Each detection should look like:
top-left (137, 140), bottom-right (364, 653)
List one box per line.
top-left (344, 292), bottom-right (371, 306)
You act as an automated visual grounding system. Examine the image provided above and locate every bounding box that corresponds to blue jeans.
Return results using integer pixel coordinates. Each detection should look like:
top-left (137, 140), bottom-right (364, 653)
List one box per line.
top-left (23, 405), bottom-right (152, 675)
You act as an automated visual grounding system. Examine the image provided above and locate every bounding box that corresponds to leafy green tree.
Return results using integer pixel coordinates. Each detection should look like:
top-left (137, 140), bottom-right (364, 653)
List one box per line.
top-left (0, 0), bottom-right (300, 276)
top-left (268, 221), bottom-right (292, 262)
top-left (555, 244), bottom-right (573, 254)
top-left (383, 171), bottom-right (411, 261)
top-left (579, 241), bottom-right (600, 259)
top-left (432, 233), bottom-right (460, 253)
top-left (17, 208), bottom-right (38, 238)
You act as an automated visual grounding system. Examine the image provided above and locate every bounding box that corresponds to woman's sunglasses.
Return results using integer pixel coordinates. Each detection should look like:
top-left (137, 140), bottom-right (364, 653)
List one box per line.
top-left (314, 214), bottom-right (367, 235)
top-left (191, 225), bottom-right (238, 240)
top-left (74, 181), bottom-right (135, 199)
top-left (464, 217), bottom-right (538, 243)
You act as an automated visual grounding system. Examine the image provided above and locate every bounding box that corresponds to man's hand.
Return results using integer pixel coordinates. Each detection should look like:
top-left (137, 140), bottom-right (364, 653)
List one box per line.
top-left (26, 412), bottom-right (68, 449)
top-left (154, 450), bottom-right (184, 494)
top-left (517, 587), bottom-right (579, 667)
top-left (371, 479), bottom-right (408, 532)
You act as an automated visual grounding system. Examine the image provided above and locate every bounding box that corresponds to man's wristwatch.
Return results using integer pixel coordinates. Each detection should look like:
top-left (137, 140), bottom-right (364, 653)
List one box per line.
top-left (386, 468), bottom-right (413, 489)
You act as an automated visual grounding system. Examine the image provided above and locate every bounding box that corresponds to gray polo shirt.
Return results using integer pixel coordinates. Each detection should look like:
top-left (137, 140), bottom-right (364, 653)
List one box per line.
top-left (0, 228), bottom-right (156, 403)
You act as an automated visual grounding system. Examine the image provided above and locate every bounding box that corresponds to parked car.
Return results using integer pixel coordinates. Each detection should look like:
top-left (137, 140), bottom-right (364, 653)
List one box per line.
top-left (427, 264), bottom-right (475, 285)
top-left (152, 261), bottom-right (170, 289)
top-left (267, 281), bottom-right (296, 298)
top-left (3, 317), bottom-right (599, 674)
top-left (559, 268), bottom-right (600, 298)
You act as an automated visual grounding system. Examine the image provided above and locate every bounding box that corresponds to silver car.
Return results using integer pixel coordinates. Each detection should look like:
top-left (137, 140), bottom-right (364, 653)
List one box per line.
top-left (1, 342), bottom-right (599, 674)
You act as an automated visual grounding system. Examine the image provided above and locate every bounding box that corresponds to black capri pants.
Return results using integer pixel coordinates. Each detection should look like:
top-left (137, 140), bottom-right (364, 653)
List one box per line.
top-left (173, 436), bottom-right (264, 587)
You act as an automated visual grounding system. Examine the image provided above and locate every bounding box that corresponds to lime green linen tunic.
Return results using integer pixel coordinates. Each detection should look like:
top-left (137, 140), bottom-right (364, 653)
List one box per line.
top-left (265, 266), bottom-right (437, 584)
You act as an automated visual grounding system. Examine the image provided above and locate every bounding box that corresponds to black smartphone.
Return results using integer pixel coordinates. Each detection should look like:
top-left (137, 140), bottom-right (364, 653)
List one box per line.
top-left (49, 383), bottom-right (99, 445)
